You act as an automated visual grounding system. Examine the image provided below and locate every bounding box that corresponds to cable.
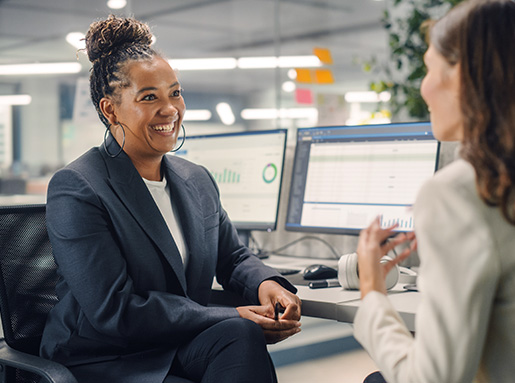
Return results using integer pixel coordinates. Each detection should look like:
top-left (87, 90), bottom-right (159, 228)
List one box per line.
top-left (248, 233), bottom-right (267, 258)
top-left (256, 235), bottom-right (341, 259)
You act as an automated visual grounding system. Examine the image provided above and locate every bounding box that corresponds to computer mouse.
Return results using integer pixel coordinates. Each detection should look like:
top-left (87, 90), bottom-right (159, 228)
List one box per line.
top-left (303, 264), bottom-right (338, 280)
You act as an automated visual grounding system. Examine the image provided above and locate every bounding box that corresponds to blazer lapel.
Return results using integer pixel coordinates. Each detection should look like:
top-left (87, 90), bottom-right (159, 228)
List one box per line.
top-left (162, 156), bottom-right (206, 294)
top-left (100, 137), bottom-right (188, 294)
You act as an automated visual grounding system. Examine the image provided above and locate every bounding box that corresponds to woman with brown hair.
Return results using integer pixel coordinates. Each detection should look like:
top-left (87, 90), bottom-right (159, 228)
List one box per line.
top-left (354, 0), bottom-right (515, 382)
top-left (40, 15), bottom-right (301, 383)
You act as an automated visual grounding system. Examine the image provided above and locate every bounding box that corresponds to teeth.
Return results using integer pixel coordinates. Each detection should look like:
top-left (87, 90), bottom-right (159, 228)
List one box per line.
top-left (151, 124), bottom-right (174, 132)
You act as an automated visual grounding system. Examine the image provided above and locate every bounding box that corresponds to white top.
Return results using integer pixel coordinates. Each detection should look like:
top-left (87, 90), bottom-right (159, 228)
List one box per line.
top-left (354, 159), bottom-right (515, 383)
top-left (143, 177), bottom-right (189, 268)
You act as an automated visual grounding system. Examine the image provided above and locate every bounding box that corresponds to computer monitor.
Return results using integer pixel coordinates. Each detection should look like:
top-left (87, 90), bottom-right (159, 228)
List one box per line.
top-left (285, 122), bottom-right (440, 235)
top-left (174, 129), bottom-right (287, 236)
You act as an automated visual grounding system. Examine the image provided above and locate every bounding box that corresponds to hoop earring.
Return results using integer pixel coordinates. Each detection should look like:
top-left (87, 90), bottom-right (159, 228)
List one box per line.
top-left (104, 122), bottom-right (125, 158)
top-left (170, 124), bottom-right (186, 153)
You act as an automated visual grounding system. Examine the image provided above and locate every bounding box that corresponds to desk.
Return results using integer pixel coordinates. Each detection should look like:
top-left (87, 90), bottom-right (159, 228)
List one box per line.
top-left (335, 290), bottom-right (420, 331)
top-left (212, 255), bottom-right (421, 332)
top-left (0, 194), bottom-right (46, 206)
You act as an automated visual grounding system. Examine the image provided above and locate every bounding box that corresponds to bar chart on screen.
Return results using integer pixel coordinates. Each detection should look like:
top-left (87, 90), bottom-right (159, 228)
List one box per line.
top-left (298, 141), bottom-right (434, 232)
top-left (379, 210), bottom-right (414, 230)
top-left (286, 122), bottom-right (440, 235)
top-left (174, 130), bottom-right (287, 230)
top-left (211, 168), bottom-right (241, 184)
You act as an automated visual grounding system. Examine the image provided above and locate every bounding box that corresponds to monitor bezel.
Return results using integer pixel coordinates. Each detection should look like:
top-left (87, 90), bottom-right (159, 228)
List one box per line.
top-left (177, 128), bottom-right (288, 232)
top-left (284, 121), bottom-right (440, 236)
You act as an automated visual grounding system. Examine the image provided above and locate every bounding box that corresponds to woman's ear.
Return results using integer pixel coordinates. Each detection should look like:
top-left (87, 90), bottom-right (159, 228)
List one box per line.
top-left (99, 97), bottom-right (117, 125)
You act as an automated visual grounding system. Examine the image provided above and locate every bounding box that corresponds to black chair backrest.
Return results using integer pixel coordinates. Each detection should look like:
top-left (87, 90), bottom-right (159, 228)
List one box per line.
top-left (0, 205), bottom-right (58, 357)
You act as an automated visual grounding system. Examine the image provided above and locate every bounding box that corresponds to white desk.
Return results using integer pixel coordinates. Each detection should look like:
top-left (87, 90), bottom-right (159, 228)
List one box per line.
top-left (294, 282), bottom-right (420, 332)
top-left (263, 255), bottom-right (357, 320)
top-left (213, 255), bottom-right (421, 332)
top-left (335, 290), bottom-right (420, 331)
top-left (0, 194), bottom-right (46, 206)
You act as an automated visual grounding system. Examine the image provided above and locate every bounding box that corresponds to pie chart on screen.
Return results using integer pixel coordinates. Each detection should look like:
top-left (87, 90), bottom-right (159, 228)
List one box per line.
top-left (262, 163), bottom-right (277, 184)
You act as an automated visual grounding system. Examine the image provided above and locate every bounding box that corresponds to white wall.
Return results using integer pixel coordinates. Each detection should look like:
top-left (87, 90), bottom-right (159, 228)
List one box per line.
top-left (19, 77), bottom-right (61, 173)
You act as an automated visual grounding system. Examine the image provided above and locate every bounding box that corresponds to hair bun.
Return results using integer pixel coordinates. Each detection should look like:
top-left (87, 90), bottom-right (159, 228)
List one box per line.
top-left (85, 14), bottom-right (153, 63)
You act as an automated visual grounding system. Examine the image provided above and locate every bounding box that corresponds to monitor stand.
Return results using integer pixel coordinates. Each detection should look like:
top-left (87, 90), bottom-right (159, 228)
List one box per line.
top-left (237, 229), bottom-right (268, 259)
top-left (237, 229), bottom-right (250, 247)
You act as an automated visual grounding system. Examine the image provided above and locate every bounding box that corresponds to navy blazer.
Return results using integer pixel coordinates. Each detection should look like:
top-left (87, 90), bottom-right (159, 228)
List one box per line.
top-left (40, 137), bottom-right (294, 383)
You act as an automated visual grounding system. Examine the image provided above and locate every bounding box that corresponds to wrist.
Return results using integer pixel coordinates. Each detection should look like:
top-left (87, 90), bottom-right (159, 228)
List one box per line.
top-left (258, 280), bottom-right (280, 304)
top-left (359, 278), bottom-right (386, 299)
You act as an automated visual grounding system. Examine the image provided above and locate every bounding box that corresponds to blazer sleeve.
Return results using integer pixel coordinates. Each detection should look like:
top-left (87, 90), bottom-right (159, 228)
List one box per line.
top-left (353, 164), bottom-right (501, 383)
top-left (195, 166), bottom-right (296, 304)
top-left (46, 167), bottom-right (240, 347)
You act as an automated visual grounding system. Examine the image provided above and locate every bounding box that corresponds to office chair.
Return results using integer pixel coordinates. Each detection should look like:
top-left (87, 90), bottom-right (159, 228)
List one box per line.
top-left (0, 204), bottom-right (77, 383)
top-left (0, 205), bottom-right (196, 383)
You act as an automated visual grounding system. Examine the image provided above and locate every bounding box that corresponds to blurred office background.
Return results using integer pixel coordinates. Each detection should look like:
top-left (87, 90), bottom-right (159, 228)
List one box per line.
top-left (0, 0), bottom-right (391, 182)
top-left (0, 1), bottom-right (459, 381)
top-left (0, 0), bottom-right (459, 254)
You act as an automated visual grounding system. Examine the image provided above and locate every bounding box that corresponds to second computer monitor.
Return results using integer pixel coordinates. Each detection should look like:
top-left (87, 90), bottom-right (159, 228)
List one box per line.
top-left (285, 122), bottom-right (440, 235)
top-left (174, 129), bottom-right (287, 232)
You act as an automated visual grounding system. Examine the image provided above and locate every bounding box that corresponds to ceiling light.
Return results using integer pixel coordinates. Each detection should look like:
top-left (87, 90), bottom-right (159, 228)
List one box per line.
top-left (169, 55), bottom-right (321, 71)
top-left (216, 102), bottom-right (235, 125)
top-left (169, 58), bottom-right (237, 71)
top-left (237, 55), bottom-right (321, 69)
top-left (345, 91), bottom-right (391, 103)
top-left (280, 108), bottom-right (318, 119)
top-left (282, 81), bottom-right (296, 93)
top-left (0, 62), bottom-right (82, 75)
top-left (66, 32), bottom-right (86, 50)
top-left (287, 69), bottom-right (297, 80)
top-left (241, 108), bottom-right (318, 120)
top-left (107, 0), bottom-right (127, 9)
top-left (277, 55), bottom-right (321, 68)
top-left (241, 108), bottom-right (278, 120)
top-left (183, 109), bottom-right (212, 121)
top-left (0, 95), bottom-right (32, 105)
top-left (237, 56), bottom-right (278, 69)
top-left (378, 92), bottom-right (392, 102)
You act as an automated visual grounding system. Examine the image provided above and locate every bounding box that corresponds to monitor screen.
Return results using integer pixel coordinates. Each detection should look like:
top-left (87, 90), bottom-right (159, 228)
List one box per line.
top-left (174, 129), bottom-right (287, 231)
top-left (285, 122), bottom-right (440, 235)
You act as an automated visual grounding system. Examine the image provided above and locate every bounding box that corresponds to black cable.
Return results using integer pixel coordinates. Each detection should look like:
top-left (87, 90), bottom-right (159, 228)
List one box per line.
top-left (248, 233), bottom-right (267, 258)
top-left (256, 235), bottom-right (341, 259)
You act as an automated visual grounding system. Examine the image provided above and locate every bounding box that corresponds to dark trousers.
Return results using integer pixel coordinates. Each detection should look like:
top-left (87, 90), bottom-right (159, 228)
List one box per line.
top-left (166, 318), bottom-right (277, 383)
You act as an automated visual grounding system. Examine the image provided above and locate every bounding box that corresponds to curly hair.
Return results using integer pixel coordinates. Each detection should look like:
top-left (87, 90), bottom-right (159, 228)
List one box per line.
top-left (83, 15), bottom-right (161, 127)
top-left (430, 0), bottom-right (515, 224)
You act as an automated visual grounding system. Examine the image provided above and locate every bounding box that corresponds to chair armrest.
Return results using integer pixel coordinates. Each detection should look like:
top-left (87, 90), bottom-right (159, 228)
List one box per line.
top-left (0, 341), bottom-right (78, 383)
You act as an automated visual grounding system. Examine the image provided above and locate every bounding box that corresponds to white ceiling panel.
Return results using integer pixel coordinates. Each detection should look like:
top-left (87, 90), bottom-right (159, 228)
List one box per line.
top-left (0, 0), bottom-right (389, 95)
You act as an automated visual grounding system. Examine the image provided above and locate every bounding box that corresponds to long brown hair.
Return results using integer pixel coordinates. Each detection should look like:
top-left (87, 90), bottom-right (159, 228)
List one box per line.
top-left (430, 0), bottom-right (515, 224)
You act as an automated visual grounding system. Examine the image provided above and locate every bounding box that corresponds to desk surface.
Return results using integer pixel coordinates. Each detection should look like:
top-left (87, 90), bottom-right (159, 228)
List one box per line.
top-left (265, 255), bottom-right (420, 331)
top-left (0, 194), bottom-right (46, 206)
top-left (212, 255), bottom-right (421, 330)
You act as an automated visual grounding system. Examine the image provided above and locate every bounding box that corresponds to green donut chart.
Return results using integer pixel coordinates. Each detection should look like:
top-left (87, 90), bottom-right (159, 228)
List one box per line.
top-left (262, 163), bottom-right (278, 183)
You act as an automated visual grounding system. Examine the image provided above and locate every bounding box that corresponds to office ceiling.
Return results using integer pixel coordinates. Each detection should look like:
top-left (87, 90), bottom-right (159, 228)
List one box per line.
top-left (0, 0), bottom-right (389, 96)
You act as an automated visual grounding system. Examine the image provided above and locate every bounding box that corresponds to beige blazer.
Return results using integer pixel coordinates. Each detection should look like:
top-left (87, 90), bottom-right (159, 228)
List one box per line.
top-left (354, 159), bottom-right (515, 383)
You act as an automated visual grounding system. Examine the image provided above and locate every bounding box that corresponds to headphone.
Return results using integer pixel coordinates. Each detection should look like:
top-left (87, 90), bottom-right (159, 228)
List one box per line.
top-left (337, 252), bottom-right (401, 290)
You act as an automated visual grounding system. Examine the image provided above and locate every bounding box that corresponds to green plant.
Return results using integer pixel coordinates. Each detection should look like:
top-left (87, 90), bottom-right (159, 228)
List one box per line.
top-left (369, 0), bottom-right (464, 120)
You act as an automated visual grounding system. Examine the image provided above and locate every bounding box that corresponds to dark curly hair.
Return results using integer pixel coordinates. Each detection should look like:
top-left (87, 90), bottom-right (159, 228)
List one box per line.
top-left (84, 15), bottom-right (161, 127)
top-left (429, 0), bottom-right (515, 224)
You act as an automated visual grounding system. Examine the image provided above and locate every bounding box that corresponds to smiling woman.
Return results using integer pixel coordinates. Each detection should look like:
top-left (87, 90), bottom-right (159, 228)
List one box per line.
top-left (40, 14), bottom-right (302, 383)
top-left (99, 58), bottom-right (185, 180)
